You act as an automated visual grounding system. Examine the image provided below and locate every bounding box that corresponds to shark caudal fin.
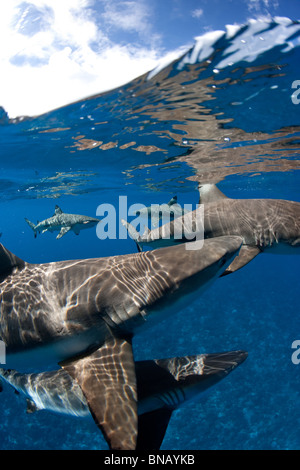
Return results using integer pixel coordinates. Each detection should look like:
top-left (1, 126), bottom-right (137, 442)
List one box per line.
top-left (25, 218), bottom-right (37, 238)
top-left (121, 219), bottom-right (143, 252)
top-left (135, 350), bottom-right (247, 450)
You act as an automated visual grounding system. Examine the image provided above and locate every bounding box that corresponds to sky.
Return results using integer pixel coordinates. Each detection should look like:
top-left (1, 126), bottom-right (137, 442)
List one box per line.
top-left (0, 0), bottom-right (298, 118)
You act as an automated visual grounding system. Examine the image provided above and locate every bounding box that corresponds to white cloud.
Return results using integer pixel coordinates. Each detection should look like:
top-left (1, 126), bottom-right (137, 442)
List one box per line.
top-left (101, 1), bottom-right (150, 34)
top-left (98, 0), bottom-right (162, 49)
top-left (0, 0), bottom-right (177, 118)
top-left (191, 8), bottom-right (204, 19)
top-left (247, 0), bottom-right (279, 14)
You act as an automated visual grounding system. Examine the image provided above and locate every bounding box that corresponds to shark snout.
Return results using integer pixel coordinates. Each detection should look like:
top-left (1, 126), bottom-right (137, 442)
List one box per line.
top-left (85, 218), bottom-right (99, 225)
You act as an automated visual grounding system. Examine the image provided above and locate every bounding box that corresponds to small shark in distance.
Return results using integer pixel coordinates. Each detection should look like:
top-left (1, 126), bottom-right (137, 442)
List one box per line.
top-left (122, 184), bottom-right (300, 275)
top-left (0, 350), bottom-right (247, 450)
top-left (0, 236), bottom-right (242, 450)
top-left (25, 205), bottom-right (100, 239)
top-left (135, 196), bottom-right (187, 227)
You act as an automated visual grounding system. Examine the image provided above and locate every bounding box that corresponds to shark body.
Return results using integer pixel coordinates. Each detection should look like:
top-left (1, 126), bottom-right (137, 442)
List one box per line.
top-left (123, 184), bottom-right (300, 275)
top-left (0, 236), bottom-right (242, 449)
top-left (0, 350), bottom-right (247, 450)
top-left (25, 205), bottom-right (100, 239)
top-left (135, 196), bottom-right (187, 227)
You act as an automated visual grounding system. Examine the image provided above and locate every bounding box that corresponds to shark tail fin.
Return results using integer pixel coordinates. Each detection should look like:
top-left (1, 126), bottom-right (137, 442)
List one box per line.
top-left (121, 219), bottom-right (143, 252)
top-left (25, 218), bottom-right (37, 238)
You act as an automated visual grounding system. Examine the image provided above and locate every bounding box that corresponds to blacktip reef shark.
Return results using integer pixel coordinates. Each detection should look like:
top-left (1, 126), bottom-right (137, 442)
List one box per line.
top-left (0, 350), bottom-right (247, 450)
top-left (135, 196), bottom-right (187, 227)
top-left (122, 184), bottom-right (300, 275)
top-left (0, 236), bottom-right (242, 450)
top-left (25, 205), bottom-right (100, 239)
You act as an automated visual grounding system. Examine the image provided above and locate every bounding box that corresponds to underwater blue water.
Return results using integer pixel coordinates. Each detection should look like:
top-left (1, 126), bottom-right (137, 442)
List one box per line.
top-left (0, 18), bottom-right (299, 450)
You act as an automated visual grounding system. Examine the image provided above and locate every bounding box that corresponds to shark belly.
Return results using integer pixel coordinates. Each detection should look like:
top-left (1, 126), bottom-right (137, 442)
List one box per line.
top-left (4, 321), bottom-right (112, 371)
top-left (134, 259), bottom-right (232, 335)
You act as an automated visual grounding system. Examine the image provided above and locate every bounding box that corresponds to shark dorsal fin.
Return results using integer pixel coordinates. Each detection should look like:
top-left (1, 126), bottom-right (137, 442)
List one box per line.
top-left (0, 244), bottom-right (26, 278)
top-left (198, 184), bottom-right (229, 204)
top-left (168, 196), bottom-right (177, 206)
top-left (54, 205), bottom-right (63, 215)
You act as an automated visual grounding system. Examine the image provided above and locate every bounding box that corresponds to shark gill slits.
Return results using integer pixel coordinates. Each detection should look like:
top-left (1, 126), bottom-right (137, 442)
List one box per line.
top-left (160, 388), bottom-right (186, 408)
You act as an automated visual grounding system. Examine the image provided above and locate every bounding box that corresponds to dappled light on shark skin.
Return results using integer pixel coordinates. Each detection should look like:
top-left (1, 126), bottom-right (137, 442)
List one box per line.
top-left (0, 237), bottom-right (242, 449)
top-left (0, 351), bottom-right (247, 450)
top-left (124, 184), bottom-right (300, 276)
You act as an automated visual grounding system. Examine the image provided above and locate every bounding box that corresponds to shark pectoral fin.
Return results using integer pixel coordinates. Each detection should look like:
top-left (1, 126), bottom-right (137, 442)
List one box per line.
top-left (137, 409), bottom-right (173, 450)
top-left (56, 226), bottom-right (72, 239)
top-left (221, 245), bottom-right (261, 276)
top-left (59, 338), bottom-right (138, 450)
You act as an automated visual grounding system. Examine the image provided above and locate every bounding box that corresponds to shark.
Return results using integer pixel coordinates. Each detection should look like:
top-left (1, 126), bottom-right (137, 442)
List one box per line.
top-left (25, 205), bottom-right (100, 239)
top-left (134, 196), bottom-right (187, 227)
top-left (0, 236), bottom-right (242, 450)
top-left (122, 184), bottom-right (300, 275)
top-left (0, 350), bottom-right (247, 450)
